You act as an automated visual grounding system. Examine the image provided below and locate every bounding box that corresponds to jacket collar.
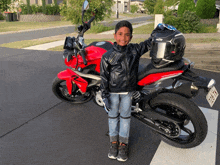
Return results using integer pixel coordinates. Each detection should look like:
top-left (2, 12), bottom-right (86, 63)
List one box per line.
top-left (113, 42), bottom-right (127, 52)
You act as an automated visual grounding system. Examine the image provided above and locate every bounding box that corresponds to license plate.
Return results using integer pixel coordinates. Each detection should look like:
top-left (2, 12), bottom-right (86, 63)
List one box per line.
top-left (206, 86), bottom-right (219, 107)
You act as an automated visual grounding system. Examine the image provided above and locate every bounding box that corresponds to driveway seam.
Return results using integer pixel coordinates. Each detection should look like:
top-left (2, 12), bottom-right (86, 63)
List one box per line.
top-left (0, 102), bottom-right (63, 139)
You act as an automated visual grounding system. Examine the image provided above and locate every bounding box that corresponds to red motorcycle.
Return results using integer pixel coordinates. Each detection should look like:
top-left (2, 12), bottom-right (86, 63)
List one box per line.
top-left (52, 0), bottom-right (218, 149)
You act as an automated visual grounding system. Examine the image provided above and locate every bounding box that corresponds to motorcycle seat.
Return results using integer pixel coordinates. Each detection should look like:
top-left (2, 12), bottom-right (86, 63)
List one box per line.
top-left (138, 60), bottom-right (185, 81)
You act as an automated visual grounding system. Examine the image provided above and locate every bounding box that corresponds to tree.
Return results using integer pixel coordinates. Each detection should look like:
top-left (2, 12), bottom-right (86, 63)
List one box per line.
top-left (130, 4), bottom-right (138, 13)
top-left (26, 0), bottom-right (31, 14)
top-left (144, 0), bottom-right (157, 14)
top-left (177, 0), bottom-right (196, 16)
top-left (196, 0), bottom-right (216, 19)
top-left (42, 0), bottom-right (46, 14)
top-left (0, 0), bottom-right (11, 12)
top-left (60, 0), bottom-right (113, 25)
top-left (154, 0), bottom-right (164, 14)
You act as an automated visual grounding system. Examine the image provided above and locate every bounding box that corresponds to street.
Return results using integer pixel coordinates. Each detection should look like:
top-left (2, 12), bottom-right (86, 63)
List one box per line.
top-left (0, 46), bottom-right (219, 165)
top-left (0, 16), bottom-right (152, 45)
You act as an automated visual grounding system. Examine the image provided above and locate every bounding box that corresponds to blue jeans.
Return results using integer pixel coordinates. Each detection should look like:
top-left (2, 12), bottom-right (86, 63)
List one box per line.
top-left (108, 92), bottom-right (133, 144)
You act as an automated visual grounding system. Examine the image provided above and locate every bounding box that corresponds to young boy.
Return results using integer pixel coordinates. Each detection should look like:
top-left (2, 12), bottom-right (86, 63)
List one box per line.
top-left (100, 20), bottom-right (152, 162)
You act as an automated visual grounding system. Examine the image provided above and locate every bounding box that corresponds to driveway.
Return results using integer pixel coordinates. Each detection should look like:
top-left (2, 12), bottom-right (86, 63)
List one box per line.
top-left (0, 47), bottom-right (219, 165)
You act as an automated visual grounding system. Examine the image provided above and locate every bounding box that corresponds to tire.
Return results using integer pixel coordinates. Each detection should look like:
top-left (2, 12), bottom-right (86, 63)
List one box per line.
top-left (52, 77), bottom-right (93, 104)
top-left (149, 93), bottom-right (208, 149)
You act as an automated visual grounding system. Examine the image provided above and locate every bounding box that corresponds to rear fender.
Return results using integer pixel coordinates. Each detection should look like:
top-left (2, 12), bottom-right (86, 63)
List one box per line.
top-left (57, 68), bottom-right (88, 94)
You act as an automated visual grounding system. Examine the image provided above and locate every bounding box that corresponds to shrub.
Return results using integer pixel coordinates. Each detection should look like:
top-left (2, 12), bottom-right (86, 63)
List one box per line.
top-left (177, 0), bottom-right (196, 16)
top-left (143, 0), bottom-right (157, 14)
top-left (0, 13), bottom-right (5, 20)
top-left (20, 4), bottom-right (28, 14)
top-left (154, 0), bottom-right (165, 14)
top-left (164, 10), bottom-right (201, 33)
top-left (20, 4), bottom-right (59, 15)
top-left (131, 5), bottom-right (139, 13)
top-left (197, 24), bottom-right (218, 33)
top-left (196, 0), bottom-right (216, 19)
top-left (26, 0), bottom-right (31, 14)
top-left (46, 4), bottom-right (60, 15)
top-left (42, 0), bottom-right (46, 14)
top-left (31, 4), bottom-right (42, 14)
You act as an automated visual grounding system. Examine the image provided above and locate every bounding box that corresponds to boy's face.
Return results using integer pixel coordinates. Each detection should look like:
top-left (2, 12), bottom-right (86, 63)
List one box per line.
top-left (114, 26), bottom-right (132, 46)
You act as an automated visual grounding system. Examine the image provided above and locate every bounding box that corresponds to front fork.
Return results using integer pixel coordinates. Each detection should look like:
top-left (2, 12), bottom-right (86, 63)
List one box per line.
top-left (57, 68), bottom-right (88, 95)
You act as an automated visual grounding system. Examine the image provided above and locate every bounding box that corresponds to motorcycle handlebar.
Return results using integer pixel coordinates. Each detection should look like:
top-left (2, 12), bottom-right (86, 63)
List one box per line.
top-left (87, 16), bottom-right (95, 25)
top-left (80, 49), bottom-right (87, 65)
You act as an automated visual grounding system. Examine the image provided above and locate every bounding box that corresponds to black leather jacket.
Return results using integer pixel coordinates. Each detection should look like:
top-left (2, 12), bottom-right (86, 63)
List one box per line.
top-left (100, 39), bottom-right (151, 98)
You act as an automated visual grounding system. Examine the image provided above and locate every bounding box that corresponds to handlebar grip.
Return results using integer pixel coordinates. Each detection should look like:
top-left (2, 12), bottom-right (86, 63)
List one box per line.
top-left (88, 16), bottom-right (95, 25)
top-left (80, 49), bottom-right (87, 65)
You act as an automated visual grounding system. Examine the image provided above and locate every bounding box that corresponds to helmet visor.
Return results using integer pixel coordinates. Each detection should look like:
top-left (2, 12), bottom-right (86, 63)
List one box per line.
top-left (156, 42), bottom-right (166, 59)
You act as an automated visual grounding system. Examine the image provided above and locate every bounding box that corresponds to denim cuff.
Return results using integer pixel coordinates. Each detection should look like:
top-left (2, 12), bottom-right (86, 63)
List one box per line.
top-left (110, 135), bottom-right (119, 142)
top-left (119, 136), bottom-right (129, 144)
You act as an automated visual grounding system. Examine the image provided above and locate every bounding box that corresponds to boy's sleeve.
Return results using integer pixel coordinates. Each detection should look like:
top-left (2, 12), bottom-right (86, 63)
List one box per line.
top-left (100, 55), bottom-right (110, 98)
top-left (135, 37), bottom-right (152, 57)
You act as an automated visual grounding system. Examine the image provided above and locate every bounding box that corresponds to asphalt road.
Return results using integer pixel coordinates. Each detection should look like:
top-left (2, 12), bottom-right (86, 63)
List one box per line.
top-left (0, 47), bottom-right (219, 164)
top-left (0, 16), bottom-right (153, 45)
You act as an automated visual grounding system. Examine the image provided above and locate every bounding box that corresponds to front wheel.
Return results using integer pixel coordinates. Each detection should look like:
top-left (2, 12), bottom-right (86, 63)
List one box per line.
top-left (148, 93), bottom-right (208, 149)
top-left (52, 77), bottom-right (93, 104)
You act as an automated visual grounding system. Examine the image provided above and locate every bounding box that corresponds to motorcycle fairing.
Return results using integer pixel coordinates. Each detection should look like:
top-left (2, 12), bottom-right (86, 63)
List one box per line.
top-left (64, 45), bottom-right (109, 72)
top-left (138, 70), bottom-right (184, 86)
top-left (57, 68), bottom-right (88, 94)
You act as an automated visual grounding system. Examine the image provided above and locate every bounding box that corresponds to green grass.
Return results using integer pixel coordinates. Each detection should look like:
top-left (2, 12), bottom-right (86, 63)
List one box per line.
top-left (0, 39), bottom-right (61, 49)
top-left (198, 24), bottom-right (218, 33)
top-left (133, 23), bottom-right (154, 34)
top-left (0, 21), bottom-right (72, 32)
top-left (87, 24), bottom-right (114, 34)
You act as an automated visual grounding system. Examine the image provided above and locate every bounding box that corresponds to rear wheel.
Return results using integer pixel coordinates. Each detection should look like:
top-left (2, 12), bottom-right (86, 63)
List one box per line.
top-left (148, 93), bottom-right (207, 148)
top-left (52, 77), bottom-right (93, 104)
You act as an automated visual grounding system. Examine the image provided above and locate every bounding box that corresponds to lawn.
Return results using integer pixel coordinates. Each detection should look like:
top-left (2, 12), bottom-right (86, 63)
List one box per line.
top-left (0, 21), bottom-right (72, 33)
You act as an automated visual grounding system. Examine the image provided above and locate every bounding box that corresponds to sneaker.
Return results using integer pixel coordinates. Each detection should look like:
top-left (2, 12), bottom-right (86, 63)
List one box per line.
top-left (117, 143), bottom-right (128, 162)
top-left (108, 141), bottom-right (118, 159)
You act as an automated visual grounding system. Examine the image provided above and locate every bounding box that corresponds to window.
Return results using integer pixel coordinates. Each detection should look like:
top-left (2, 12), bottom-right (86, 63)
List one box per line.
top-left (48, 0), bottom-right (52, 4)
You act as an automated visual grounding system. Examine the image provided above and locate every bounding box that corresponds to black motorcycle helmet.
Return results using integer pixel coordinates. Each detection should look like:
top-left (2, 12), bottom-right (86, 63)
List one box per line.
top-left (150, 23), bottom-right (186, 68)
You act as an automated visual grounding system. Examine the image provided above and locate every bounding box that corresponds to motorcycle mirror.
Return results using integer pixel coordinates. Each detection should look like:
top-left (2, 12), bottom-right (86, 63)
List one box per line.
top-left (82, 0), bottom-right (89, 11)
top-left (82, 0), bottom-right (89, 23)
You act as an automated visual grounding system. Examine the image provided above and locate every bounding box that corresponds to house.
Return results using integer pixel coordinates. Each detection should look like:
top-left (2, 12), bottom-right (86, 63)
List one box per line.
top-left (130, 0), bottom-right (146, 13)
top-left (112, 0), bottom-right (130, 13)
